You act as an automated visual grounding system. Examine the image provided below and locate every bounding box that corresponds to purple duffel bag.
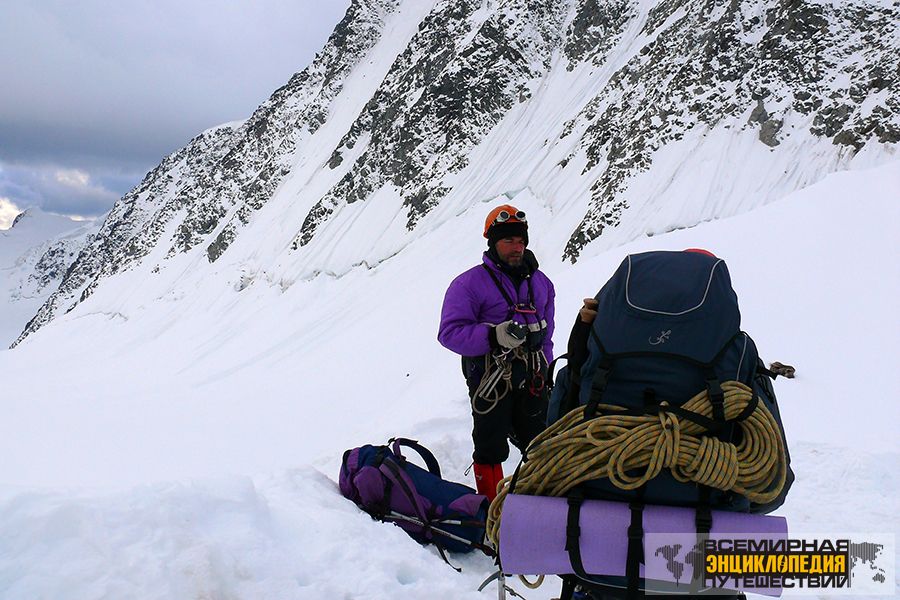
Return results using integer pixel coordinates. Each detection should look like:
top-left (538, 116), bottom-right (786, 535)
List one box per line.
top-left (499, 494), bottom-right (788, 597)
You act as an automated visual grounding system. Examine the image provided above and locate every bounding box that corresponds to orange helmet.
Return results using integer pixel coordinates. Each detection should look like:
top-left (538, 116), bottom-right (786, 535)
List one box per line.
top-left (483, 204), bottom-right (527, 239)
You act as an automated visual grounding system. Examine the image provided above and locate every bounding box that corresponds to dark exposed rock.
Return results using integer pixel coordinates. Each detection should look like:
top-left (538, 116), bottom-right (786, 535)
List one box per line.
top-left (748, 99), bottom-right (769, 124)
top-left (759, 118), bottom-right (784, 147)
top-left (565, 0), bottom-right (635, 69)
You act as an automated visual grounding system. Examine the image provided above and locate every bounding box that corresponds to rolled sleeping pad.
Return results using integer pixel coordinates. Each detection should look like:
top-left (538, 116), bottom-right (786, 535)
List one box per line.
top-left (499, 494), bottom-right (788, 597)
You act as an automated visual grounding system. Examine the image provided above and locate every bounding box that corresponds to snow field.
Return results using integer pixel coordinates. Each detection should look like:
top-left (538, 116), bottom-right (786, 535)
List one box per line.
top-left (0, 161), bottom-right (898, 598)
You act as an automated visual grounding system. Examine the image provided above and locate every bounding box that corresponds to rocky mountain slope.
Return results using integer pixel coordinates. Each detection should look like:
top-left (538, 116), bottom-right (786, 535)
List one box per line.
top-left (11, 0), bottom-right (898, 346)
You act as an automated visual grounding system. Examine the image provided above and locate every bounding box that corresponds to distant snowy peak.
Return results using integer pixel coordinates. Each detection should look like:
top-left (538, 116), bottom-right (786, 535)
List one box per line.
top-left (6, 207), bottom-right (80, 233)
top-left (12, 0), bottom-right (899, 346)
top-left (1, 209), bottom-right (96, 278)
top-left (0, 209), bottom-right (98, 346)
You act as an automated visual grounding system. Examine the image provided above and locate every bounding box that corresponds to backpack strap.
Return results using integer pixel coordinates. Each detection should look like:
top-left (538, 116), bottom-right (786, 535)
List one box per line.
top-left (526, 275), bottom-right (536, 310)
top-left (704, 369), bottom-right (726, 423)
top-left (689, 366), bottom-right (729, 592)
top-left (625, 490), bottom-right (646, 600)
top-left (378, 457), bottom-right (430, 525)
top-left (564, 488), bottom-right (590, 580)
top-left (581, 329), bottom-right (613, 419)
top-left (564, 485), bottom-right (648, 596)
top-left (390, 437), bottom-right (441, 478)
top-left (582, 355), bottom-right (613, 420)
top-left (691, 486), bottom-right (714, 592)
top-left (370, 446), bottom-right (394, 518)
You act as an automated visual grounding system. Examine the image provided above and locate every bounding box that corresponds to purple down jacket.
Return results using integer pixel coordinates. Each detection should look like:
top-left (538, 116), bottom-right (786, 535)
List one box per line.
top-left (438, 251), bottom-right (555, 362)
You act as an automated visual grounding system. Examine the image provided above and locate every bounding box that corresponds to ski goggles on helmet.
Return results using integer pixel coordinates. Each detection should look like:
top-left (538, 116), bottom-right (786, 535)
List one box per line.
top-left (493, 209), bottom-right (526, 225)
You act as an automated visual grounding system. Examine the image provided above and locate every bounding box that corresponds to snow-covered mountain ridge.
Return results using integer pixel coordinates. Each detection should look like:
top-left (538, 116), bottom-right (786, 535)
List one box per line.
top-left (9, 0), bottom-right (898, 346)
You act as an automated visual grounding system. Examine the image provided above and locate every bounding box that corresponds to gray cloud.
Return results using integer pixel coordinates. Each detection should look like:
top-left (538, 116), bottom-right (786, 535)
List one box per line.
top-left (0, 0), bottom-right (351, 221)
top-left (0, 162), bottom-right (120, 218)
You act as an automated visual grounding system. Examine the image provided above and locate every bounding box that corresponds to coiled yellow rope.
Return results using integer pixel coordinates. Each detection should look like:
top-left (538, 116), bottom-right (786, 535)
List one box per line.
top-left (486, 381), bottom-right (787, 547)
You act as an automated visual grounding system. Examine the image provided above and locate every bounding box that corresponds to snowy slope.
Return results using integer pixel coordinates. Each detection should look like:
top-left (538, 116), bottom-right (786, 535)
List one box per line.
top-left (1, 162), bottom-right (897, 599)
top-left (0, 209), bottom-right (97, 346)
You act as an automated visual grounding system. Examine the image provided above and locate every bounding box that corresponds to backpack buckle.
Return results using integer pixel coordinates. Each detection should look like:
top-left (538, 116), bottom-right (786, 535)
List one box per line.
top-left (705, 376), bottom-right (726, 422)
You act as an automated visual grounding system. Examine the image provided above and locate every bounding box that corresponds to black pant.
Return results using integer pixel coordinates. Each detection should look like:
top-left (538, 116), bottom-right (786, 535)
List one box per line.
top-left (470, 384), bottom-right (547, 464)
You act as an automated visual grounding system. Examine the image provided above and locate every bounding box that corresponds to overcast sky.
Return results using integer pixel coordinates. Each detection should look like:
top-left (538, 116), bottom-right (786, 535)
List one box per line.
top-left (0, 0), bottom-right (351, 229)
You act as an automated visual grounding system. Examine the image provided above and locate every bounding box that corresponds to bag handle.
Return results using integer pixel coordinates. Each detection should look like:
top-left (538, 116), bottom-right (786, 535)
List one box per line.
top-left (390, 437), bottom-right (441, 478)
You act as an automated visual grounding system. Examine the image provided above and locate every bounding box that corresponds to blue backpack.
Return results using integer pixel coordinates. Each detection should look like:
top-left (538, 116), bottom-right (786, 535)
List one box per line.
top-left (547, 250), bottom-right (793, 513)
top-left (339, 438), bottom-right (491, 560)
top-left (543, 251), bottom-right (793, 600)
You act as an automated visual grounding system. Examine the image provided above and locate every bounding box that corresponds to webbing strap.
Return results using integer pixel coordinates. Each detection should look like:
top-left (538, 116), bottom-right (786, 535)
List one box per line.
top-left (508, 460), bottom-right (524, 494)
top-left (692, 487), bottom-right (714, 591)
top-left (482, 263), bottom-right (516, 309)
top-left (434, 539), bottom-right (460, 572)
top-left (546, 353), bottom-right (568, 389)
top-left (696, 489), bottom-right (713, 535)
top-left (705, 370), bottom-right (726, 424)
top-left (378, 458), bottom-right (429, 525)
top-left (583, 358), bottom-right (613, 420)
top-left (612, 399), bottom-right (757, 434)
top-left (693, 370), bottom-right (723, 595)
top-left (626, 490), bottom-right (646, 600)
top-left (564, 489), bottom-right (590, 580)
top-left (481, 263), bottom-right (539, 321)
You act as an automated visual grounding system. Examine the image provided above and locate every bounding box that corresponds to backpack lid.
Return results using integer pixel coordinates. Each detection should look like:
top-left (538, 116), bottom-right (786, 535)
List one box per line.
top-left (594, 251), bottom-right (741, 363)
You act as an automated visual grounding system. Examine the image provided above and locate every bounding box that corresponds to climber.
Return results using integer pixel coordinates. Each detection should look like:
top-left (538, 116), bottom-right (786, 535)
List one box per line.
top-left (438, 205), bottom-right (555, 500)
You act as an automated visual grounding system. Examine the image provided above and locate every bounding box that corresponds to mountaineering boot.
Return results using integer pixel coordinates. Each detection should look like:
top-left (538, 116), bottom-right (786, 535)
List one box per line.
top-left (473, 462), bottom-right (504, 501)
